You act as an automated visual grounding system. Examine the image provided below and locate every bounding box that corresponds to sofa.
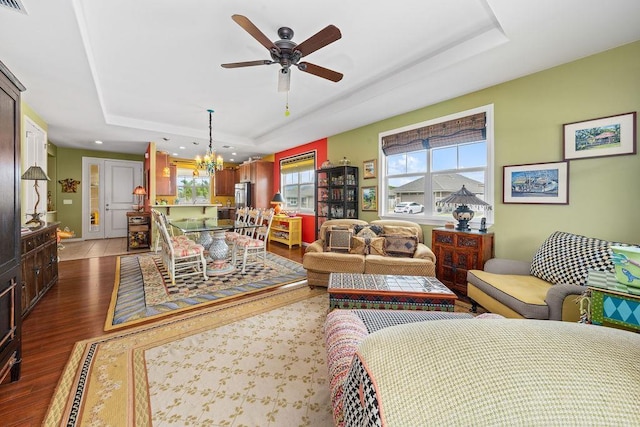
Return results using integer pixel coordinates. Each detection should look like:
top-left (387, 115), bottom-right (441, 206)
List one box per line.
top-left (325, 311), bottom-right (640, 426)
top-left (467, 231), bottom-right (631, 321)
top-left (303, 219), bottom-right (436, 287)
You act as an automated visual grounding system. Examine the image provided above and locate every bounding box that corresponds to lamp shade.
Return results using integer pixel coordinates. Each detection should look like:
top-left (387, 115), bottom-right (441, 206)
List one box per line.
top-left (132, 186), bottom-right (147, 195)
top-left (436, 185), bottom-right (490, 208)
top-left (21, 165), bottom-right (50, 181)
top-left (271, 191), bottom-right (286, 204)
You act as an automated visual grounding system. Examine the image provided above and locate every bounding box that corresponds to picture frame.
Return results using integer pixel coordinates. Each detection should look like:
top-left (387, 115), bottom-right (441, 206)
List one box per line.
top-left (563, 111), bottom-right (636, 160)
top-left (361, 186), bottom-right (378, 211)
top-left (503, 161), bottom-right (569, 204)
top-left (363, 159), bottom-right (377, 179)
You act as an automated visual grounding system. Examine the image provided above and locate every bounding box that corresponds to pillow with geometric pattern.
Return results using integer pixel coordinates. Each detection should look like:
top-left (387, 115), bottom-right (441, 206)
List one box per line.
top-left (324, 227), bottom-right (353, 253)
top-left (353, 224), bottom-right (384, 239)
top-left (383, 234), bottom-right (418, 258)
top-left (350, 236), bottom-right (386, 255)
top-left (529, 231), bottom-right (616, 287)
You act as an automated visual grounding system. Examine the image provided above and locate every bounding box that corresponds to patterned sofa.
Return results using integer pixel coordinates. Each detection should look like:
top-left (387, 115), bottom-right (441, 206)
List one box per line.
top-left (303, 219), bottom-right (436, 287)
top-left (467, 231), bottom-right (634, 321)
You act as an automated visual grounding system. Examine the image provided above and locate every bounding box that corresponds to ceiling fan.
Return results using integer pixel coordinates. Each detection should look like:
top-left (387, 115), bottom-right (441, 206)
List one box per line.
top-left (221, 14), bottom-right (343, 88)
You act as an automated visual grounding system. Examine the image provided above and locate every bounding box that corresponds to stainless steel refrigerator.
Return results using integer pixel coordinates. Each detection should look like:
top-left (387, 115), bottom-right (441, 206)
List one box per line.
top-left (234, 182), bottom-right (252, 209)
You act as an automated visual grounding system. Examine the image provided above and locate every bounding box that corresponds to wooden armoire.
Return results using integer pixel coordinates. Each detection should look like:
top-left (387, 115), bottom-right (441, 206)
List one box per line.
top-left (0, 60), bottom-right (25, 383)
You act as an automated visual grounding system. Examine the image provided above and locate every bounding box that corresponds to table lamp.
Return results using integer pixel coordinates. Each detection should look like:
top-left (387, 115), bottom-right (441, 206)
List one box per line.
top-left (132, 185), bottom-right (147, 212)
top-left (21, 165), bottom-right (50, 228)
top-left (436, 185), bottom-right (491, 231)
top-left (270, 191), bottom-right (286, 216)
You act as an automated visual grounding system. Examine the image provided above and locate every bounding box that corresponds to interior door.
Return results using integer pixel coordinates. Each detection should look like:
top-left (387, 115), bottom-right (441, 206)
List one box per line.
top-left (83, 158), bottom-right (142, 240)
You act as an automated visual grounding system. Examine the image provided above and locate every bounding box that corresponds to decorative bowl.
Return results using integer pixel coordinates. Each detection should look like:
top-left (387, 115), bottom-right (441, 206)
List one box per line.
top-left (610, 246), bottom-right (640, 288)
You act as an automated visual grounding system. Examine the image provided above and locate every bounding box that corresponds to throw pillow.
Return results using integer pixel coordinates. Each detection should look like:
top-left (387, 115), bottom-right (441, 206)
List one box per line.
top-left (382, 225), bottom-right (419, 238)
top-left (353, 224), bottom-right (384, 239)
top-left (383, 234), bottom-right (418, 258)
top-left (529, 231), bottom-right (617, 286)
top-left (324, 228), bottom-right (353, 253)
top-left (350, 236), bottom-right (386, 255)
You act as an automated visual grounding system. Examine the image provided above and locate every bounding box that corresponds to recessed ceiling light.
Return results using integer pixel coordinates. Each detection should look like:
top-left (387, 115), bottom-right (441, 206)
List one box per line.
top-left (232, 152), bottom-right (237, 156)
top-left (192, 141), bottom-right (199, 145)
top-left (223, 145), bottom-right (233, 149)
top-left (172, 152), bottom-right (178, 156)
top-left (94, 140), bottom-right (103, 144)
top-left (179, 146), bottom-right (185, 150)
top-left (229, 158), bottom-right (235, 162)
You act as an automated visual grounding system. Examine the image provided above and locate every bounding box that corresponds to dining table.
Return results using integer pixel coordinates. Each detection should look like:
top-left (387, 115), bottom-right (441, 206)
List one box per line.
top-left (168, 218), bottom-right (259, 275)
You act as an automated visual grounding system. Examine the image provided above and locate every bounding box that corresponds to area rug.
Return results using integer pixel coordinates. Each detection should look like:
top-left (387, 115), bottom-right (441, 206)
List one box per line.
top-left (44, 285), bottom-right (330, 426)
top-left (105, 252), bottom-right (307, 331)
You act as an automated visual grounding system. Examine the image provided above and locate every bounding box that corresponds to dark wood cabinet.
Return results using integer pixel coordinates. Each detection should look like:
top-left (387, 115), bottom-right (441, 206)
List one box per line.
top-left (156, 152), bottom-right (176, 196)
top-left (432, 227), bottom-right (494, 296)
top-left (314, 166), bottom-right (358, 239)
top-left (0, 60), bottom-right (25, 383)
top-left (237, 160), bottom-right (274, 208)
top-left (127, 212), bottom-right (151, 251)
top-left (214, 168), bottom-right (235, 196)
top-left (21, 223), bottom-right (59, 317)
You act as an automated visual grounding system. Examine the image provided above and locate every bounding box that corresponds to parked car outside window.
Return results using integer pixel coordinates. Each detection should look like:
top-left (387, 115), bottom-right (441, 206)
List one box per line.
top-left (394, 202), bottom-right (424, 214)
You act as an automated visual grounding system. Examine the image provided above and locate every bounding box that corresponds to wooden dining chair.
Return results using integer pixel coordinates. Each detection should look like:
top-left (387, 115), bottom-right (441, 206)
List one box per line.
top-left (234, 208), bottom-right (275, 273)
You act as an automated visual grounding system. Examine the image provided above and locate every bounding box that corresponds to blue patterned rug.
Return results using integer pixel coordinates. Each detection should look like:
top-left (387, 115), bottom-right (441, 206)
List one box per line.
top-left (105, 252), bottom-right (307, 330)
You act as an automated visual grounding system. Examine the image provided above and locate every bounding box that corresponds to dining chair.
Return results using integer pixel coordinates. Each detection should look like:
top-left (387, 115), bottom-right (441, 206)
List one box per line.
top-left (234, 208), bottom-right (275, 273)
top-left (224, 206), bottom-right (248, 246)
top-left (157, 214), bottom-right (208, 285)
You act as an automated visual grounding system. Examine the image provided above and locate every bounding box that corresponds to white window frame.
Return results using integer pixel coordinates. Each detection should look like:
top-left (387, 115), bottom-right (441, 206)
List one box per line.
top-left (378, 104), bottom-right (494, 227)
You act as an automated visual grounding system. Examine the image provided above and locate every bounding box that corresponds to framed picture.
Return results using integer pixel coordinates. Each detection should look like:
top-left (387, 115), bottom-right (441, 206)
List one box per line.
top-left (503, 161), bottom-right (569, 204)
top-left (563, 112), bottom-right (636, 160)
top-left (363, 159), bottom-right (377, 179)
top-left (361, 186), bottom-right (378, 211)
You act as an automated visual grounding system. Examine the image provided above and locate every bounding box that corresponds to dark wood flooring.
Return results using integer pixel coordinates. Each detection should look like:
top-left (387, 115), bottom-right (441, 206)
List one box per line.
top-left (0, 242), bottom-right (305, 426)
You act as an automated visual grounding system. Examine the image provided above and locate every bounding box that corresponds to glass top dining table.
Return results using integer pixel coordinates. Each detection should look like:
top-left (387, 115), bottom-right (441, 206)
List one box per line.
top-left (167, 218), bottom-right (260, 275)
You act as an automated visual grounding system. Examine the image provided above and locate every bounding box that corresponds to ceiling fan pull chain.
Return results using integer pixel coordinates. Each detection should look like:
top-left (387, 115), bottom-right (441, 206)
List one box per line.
top-left (285, 91), bottom-right (290, 117)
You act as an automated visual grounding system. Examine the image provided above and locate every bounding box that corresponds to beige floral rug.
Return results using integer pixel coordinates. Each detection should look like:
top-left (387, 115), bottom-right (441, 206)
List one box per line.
top-left (105, 252), bottom-right (307, 331)
top-left (44, 284), bottom-right (330, 426)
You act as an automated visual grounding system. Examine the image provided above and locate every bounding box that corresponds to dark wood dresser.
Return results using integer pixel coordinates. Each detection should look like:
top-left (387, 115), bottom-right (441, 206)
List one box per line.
top-left (20, 223), bottom-right (59, 317)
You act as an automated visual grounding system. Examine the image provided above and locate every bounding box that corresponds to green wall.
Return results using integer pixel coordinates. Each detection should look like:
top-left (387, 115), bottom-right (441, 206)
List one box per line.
top-left (328, 40), bottom-right (640, 261)
top-left (54, 146), bottom-right (143, 237)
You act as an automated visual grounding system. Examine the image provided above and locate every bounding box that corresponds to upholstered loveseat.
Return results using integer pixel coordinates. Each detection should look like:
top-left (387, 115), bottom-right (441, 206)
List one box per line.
top-left (467, 231), bottom-right (632, 321)
top-left (303, 219), bottom-right (436, 287)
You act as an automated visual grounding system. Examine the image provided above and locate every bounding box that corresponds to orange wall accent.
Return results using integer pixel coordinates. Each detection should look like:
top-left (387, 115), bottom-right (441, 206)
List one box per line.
top-left (273, 138), bottom-right (327, 245)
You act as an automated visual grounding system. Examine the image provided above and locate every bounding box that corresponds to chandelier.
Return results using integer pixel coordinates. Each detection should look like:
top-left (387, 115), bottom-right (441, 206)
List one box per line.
top-left (194, 109), bottom-right (223, 176)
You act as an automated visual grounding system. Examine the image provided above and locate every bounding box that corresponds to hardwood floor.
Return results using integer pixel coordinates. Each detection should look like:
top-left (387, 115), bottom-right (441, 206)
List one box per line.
top-left (0, 242), bottom-right (305, 425)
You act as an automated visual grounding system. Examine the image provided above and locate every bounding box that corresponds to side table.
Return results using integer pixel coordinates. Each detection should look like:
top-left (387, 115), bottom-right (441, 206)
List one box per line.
top-left (587, 270), bottom-right (640, 332)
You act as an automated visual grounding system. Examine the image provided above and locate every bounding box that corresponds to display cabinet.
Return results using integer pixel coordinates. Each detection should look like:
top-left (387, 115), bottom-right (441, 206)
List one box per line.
top-left (127, 212), bottom-right (151, 251)
top-left (269, 216), bottom-right (302, 248)
top-left (432, 227), bottom-right (494, 296)
top-left (314, 166), bottom-right (358, 239)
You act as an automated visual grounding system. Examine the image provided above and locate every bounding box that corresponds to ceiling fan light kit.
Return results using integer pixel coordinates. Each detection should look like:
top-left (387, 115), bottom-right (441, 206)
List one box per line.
top-left (221, 14), bottom-right (343, 95)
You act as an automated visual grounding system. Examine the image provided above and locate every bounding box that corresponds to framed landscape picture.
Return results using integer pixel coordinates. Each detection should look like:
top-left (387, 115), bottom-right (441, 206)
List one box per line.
top-left (361, 186), bottom-right (378, 211)
top-left (503, 161), bottom-right (569, 204)
top-left (563, 112), bottom-right (636, 160)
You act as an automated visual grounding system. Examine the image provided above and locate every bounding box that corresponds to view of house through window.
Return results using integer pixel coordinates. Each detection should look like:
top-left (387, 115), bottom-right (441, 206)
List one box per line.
top-left (381, 106), bottom-right (493, 224)
top-left (176, 168), bottom-right (210, 203)
top-left (280, 152), bottom-right (316, 214)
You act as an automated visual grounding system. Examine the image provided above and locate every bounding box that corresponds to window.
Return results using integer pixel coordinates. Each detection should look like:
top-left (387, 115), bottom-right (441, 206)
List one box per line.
top-left (280, 152), bottom-right (316, 214)
top-left (176, 168), bottom-right (210, 203)
top-left (380, 105), bottom-right (493, 225)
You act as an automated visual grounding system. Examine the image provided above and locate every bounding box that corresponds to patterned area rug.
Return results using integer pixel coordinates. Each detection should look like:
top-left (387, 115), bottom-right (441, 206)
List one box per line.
top-left (44, 285), bottom-right (330, 426)
top-left (105, 252), bottom-right (307, 330)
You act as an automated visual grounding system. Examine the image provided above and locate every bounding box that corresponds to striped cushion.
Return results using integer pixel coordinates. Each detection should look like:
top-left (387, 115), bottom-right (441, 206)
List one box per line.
top-left (236, 238), bottom-right (265, 248)
top-left (173, 244), bottom-right (204, 256)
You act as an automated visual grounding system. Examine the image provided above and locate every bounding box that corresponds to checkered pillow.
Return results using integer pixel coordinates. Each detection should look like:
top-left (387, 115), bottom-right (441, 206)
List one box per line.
top-left (529, 231), bottom-right (616, 287)
top-left (324, 227), bottom-right (353, 253)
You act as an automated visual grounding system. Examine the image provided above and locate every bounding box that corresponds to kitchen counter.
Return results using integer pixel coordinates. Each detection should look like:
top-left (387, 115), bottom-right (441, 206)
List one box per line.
top-left (152, 204), bottom-right (221, 215)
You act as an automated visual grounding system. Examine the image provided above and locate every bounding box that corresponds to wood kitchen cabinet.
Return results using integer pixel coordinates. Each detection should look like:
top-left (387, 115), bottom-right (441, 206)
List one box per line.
top-left (156, 151), bottom-right (176, 196)
top-left (432, 227), bottom-right (494, 296)
top-left (214, 168), bottom-right (235, 196)
top-left (238, 160), bottom-right (274, 208)
top-left (21, 223), bottom-right (59, 317)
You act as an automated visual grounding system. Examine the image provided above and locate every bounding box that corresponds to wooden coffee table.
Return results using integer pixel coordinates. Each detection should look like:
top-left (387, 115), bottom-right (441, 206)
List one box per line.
top-left (328, 273), bottom-right (457, 311)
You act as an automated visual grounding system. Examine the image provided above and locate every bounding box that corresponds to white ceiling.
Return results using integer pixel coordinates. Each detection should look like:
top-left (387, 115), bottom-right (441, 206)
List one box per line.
top-left (1, 0), bottom-right (639, 163)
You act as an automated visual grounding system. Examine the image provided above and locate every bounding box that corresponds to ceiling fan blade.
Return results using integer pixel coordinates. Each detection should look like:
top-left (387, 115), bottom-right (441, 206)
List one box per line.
top-left (231, 14), bottom-right (280, 54)
top-left (221, 60), bottom-right (273, 68)
top-left (295, 25), bottom-right (341, 57)
top-left (297, 62), bottom-right (343, 82)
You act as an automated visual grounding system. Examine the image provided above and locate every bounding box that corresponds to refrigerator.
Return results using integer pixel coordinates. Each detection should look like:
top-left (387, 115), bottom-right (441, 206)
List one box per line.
top-left (234, 182), bottom-right (252, 209)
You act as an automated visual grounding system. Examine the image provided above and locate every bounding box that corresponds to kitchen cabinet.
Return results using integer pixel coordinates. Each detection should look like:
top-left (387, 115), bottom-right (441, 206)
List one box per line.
top-left (431, 227), bottom-right (494, 296)
top-left (156, 152), bottom-right (176, 196)
top-left (314, 166), bottom-right (359, 239)
top-left (21, 223), bottom-right (59, 317)
top-left (237, 160), bottom-right (274, 208)
top-left (0, 60), bottom-right (24, 384)
top-left (214, 168), bottom-right (235, 196)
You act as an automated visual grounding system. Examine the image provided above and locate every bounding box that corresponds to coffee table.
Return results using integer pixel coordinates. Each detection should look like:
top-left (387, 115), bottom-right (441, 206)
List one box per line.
top-left (328, 273), bottom-right (457, 311)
